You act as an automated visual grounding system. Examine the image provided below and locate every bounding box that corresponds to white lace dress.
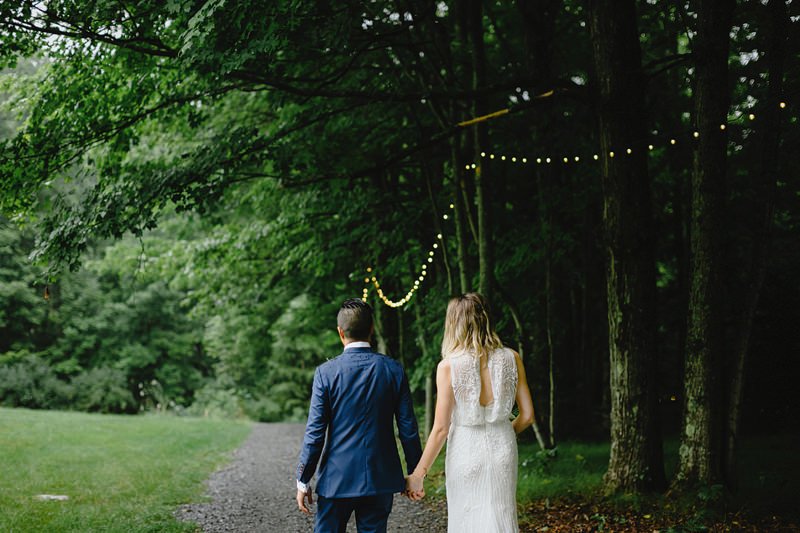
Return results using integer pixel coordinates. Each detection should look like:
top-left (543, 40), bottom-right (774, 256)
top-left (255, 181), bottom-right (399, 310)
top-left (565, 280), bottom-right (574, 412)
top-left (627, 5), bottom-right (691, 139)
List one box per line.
top-left (446, 347), bottom-right (519, 532)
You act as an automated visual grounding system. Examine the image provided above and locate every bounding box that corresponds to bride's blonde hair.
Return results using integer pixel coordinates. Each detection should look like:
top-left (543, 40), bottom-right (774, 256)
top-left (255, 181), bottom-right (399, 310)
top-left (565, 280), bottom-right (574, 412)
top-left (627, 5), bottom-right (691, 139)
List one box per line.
top-left (441, 293), bottom-right (503, 359)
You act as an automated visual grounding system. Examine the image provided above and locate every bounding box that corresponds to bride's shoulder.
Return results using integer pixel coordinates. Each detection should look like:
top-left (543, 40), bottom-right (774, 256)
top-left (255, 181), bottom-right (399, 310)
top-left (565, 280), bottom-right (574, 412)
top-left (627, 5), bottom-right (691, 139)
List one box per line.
top-left (500, 346), bottom-right (522, 363)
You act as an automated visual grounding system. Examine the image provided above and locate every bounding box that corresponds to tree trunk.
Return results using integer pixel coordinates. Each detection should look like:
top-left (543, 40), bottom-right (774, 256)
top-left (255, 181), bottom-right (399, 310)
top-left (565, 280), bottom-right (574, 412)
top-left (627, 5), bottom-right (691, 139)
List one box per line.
top-left (469, 0), bottom-right (493, 302)
top-left (415, 303), bottom-right (435, 438)
top-left (725, 0), bottom-right (787, 489)
top-left (675, 0), bottom-right (734, 489)
top-left (587, 0), bottom-right (666, 493)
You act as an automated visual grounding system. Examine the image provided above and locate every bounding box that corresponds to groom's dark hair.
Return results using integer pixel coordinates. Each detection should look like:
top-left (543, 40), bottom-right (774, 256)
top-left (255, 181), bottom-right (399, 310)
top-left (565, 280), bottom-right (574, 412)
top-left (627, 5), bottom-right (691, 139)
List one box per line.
top-left (337, 299), bottom-right (374, 340)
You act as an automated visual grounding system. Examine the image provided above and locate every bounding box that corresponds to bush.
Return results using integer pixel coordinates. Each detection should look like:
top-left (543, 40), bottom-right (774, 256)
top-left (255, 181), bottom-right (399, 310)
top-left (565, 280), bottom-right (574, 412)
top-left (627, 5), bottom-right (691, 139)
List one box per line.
top-left (185, 379), bottom-right (244, 419)
top-left (0, 355), bottom-right (73, 409)
top-left (242, 396), bottom-right (285, 422)
top-left (71, 367), bottom-right (135, 413)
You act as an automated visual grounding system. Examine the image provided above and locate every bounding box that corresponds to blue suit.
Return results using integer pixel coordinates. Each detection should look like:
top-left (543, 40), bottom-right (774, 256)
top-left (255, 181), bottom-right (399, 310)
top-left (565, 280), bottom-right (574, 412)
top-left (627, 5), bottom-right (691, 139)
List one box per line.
top-left (297, 345), bottom-right (422, 532)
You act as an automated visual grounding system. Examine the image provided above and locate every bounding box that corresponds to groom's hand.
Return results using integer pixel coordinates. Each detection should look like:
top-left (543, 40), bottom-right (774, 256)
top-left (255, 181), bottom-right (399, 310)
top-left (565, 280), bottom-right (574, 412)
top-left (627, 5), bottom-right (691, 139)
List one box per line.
top-left (297, 489), bottom-right (313, 514)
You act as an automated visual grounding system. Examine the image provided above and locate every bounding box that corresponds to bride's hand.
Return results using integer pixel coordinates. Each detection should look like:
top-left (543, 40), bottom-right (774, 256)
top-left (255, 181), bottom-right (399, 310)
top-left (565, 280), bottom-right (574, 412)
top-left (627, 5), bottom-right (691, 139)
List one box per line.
top-left (405, 474), bottom-right (425, 501)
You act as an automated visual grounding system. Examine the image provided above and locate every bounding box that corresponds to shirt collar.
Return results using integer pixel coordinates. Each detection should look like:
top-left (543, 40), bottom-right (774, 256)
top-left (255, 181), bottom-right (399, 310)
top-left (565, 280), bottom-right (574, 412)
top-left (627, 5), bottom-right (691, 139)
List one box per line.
top-left (343, 341), bottom-right (371, 350)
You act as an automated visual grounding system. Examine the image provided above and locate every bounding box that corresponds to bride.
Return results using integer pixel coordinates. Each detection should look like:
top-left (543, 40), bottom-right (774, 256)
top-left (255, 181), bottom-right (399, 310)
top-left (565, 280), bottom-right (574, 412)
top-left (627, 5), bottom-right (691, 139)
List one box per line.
top-left (406, 293), bottom-right (534, 532)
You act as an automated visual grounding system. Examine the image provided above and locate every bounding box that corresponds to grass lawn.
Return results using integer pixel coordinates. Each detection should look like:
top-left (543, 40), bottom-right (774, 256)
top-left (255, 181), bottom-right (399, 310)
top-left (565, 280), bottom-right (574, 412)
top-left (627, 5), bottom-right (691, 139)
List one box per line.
top-left (0, 408), bottom-right (251, 532)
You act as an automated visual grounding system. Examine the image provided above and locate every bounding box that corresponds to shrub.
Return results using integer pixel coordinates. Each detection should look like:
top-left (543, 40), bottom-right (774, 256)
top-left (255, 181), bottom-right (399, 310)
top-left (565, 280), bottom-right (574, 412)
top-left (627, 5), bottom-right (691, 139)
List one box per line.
top-left (71, 367), bottom-right (135, 413)
top-left (0, 355), bottom-right (73, 409)
top-left (185, 380), bottom-right (244, 419)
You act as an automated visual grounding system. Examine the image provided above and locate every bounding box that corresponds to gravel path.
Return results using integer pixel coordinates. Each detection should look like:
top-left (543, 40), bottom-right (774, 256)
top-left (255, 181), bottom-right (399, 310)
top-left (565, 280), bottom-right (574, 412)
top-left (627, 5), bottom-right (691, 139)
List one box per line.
top-left (176, 422), bottom-right (447, 532)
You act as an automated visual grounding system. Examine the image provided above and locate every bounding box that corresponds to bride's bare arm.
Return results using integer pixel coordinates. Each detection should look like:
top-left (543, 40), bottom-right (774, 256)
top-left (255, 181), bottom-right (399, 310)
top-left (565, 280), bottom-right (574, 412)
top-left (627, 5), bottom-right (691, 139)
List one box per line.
top-left (407, 359), bottom-right (454, 496)
top-left (511, 350), bottom-right (535, 434)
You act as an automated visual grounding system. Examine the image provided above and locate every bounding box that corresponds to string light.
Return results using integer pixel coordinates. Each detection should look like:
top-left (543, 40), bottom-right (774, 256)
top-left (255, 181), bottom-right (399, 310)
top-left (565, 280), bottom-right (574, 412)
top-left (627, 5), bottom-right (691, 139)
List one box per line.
top-left (362, 201), bottom-right (454, 308)
top-left (365, 99), bottom-right (792, 306)
top-left (455, 100), bottom-right (791, 176)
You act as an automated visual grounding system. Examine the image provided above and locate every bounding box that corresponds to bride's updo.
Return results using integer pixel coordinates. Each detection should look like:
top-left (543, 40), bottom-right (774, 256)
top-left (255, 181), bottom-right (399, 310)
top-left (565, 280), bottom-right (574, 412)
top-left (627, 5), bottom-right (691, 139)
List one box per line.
top-left (441, 292), bottom-right (503, 359)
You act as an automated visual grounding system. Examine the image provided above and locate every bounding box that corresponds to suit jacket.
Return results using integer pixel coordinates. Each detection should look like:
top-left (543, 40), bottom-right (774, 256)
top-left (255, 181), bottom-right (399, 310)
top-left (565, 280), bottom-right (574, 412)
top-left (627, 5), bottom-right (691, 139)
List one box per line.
top-left (296, 346), bottom-right (423, 498)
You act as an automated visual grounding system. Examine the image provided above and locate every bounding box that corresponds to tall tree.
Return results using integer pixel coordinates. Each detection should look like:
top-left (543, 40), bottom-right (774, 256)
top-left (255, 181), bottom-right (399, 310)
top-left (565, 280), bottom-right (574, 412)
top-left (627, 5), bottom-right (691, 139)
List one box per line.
top-left (587, 0), bottom-right (666, 492)
top-left (725, 0), bottom-right (788, 488)
top-left (675, 0), bottom-right (734, 488)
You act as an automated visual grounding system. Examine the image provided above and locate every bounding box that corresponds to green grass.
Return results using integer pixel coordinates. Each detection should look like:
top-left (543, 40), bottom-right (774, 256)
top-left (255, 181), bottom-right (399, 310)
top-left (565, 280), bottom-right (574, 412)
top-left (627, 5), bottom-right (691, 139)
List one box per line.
top-left (0, 408), bottom-right (251, 532)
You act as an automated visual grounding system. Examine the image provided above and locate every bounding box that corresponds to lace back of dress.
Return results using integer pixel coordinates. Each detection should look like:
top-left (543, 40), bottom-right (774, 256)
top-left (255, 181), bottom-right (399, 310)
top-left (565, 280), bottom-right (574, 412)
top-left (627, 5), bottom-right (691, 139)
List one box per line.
top-left (449, 347), bottom-right (517, 426)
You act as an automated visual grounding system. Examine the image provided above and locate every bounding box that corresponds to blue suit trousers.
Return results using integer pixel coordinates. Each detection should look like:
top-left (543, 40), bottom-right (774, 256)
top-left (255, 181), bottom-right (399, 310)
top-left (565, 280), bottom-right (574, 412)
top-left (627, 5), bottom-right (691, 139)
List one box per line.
top-left (315, 493), bottom-right (393, 533)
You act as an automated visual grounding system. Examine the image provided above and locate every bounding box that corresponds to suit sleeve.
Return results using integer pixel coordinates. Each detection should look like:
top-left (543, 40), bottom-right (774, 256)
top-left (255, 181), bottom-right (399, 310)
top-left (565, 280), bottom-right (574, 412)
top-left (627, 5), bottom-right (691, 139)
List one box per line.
top-left (296, 366), bottom-right (330, 485)
top-left (395, 367), bottom-right (423, 475)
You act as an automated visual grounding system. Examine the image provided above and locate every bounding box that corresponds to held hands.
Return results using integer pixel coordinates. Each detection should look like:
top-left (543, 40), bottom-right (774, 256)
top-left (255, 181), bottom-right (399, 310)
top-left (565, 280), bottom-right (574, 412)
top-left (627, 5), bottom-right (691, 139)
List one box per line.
top-left (297, 488), bottom-right (313, 514)
top-left (404, 473), bottom-right (425, 501)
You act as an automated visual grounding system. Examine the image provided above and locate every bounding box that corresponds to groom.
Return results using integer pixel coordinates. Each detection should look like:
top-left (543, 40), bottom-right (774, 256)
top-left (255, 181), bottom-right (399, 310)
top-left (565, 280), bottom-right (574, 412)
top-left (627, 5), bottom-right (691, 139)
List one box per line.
top-left (296, 298), bottom-right (423, 532)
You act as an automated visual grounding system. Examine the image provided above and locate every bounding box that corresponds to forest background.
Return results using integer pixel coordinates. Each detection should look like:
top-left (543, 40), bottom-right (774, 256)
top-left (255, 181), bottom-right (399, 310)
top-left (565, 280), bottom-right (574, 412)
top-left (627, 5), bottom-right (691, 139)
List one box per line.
top-left (1, 0), bottom-right (798, 503)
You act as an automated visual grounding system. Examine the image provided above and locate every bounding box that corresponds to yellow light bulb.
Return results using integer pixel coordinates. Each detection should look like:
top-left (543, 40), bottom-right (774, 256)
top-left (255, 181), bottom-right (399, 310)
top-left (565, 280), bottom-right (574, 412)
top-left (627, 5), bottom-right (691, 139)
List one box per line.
top-left (563, 157), bottom-right (569, 163)
top-left (609, 151), bottom-right (615, 158)
top-left (648, 144), bottom-right (654, 150)
top-left (490, 154), bottom-right (495, 159)
top-left (471, 163), bottom-right (476, 169)
top-left (511, 157), bottom-right (517, 162)
top-left (371, 276), bottom-right (376, 282)
top-left (464, 164), bottom-right (470, 170)
top-left (366, 267), bottom-right (372, 273)
top-left (720, 124), bottom-right (726, 130)
top-left (779, 102), bottom-right (786, 109)
top-left (749, 113), bottom-right (755, 120)
top-left (522, 157), bottom-right (527, 163)
top-left (428, 257), bottom-right (433, 263)
top-left (536, 158), bottom-right (542, 164)
top-left (693, 131), bottom-right (699, 138)
top-left (593, 154), bottom-right (599, 160)
top-left (501, 155), bottom-right (506, 161)
top-left (480, 151), bottom-right (486, 157)
top-left (419, 276), bottom-right (424, 281)
top-left (626, 148), bottom-right (632, 154)
top-left (437, 233), bottom-right (443, 239)
top-left (364, 278), bottom-right (369, 283)
top-left (443, 214), bottom-right (449, 220)
top-left (546, 157), bottom-right (551, 163)
top-left (433, 243), bottom-right (438, 249)
top-left (670, 139), bottom-right (676, 145)
top-left (449, 203), bottom-right (454, 209)
top-left (574, 156), bottom-right (580, 162)
top-left (429, 251), bottom-right (434, 256)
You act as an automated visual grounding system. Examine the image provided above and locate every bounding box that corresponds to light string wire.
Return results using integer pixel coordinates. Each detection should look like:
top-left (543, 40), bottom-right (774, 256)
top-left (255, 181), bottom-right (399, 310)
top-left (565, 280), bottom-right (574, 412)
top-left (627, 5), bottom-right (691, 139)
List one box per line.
top-left (360, 99), bottom-right (792, 309)
top-left (462, 101), bottom-right (791, 169)
top-left (362, 203), bottom-right (455, 308)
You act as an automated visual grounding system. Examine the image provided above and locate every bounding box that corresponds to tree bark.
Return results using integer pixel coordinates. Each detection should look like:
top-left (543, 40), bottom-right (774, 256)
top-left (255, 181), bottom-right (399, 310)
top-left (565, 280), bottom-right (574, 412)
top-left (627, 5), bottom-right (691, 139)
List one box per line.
top-left (725, 0), bottom-right (787, 489)
top-left (675, 0), bottom-right (734, 489)
top-left (469, 0), bottom-right (493, 302)
top-left (587, 0), bottom-right (666, 493)
top-left (451, 139), bottom-right (472, 294)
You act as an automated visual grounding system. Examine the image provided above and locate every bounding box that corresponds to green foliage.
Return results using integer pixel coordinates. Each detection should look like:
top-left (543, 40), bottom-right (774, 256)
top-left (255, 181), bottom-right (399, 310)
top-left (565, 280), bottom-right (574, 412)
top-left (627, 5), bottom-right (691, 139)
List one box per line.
top-left (71, 367), bottom-right (135, 413)
top-left (0, 355), bottom-right (73, 410)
